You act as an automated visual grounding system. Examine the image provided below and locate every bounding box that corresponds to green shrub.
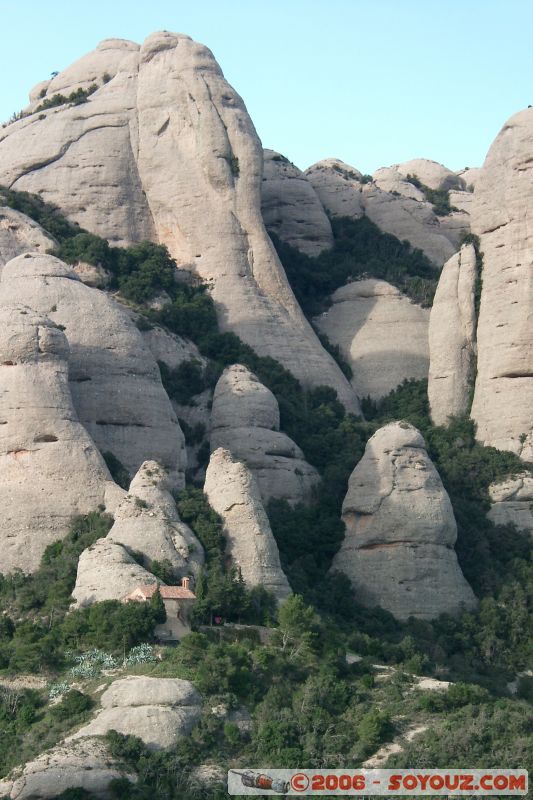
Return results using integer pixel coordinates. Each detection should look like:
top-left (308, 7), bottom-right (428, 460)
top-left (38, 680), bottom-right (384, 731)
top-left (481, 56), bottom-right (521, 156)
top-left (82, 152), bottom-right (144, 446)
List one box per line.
top-left (158, 359), bottom-right (206, 405)
top-left (271, 215), bottom-right (437, 315)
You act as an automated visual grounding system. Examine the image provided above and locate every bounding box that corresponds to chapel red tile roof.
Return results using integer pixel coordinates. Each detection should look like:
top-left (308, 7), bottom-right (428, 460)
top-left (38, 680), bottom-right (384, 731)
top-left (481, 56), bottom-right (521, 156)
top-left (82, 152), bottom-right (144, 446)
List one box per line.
top-left (137, 583), bottom-right (196, 600)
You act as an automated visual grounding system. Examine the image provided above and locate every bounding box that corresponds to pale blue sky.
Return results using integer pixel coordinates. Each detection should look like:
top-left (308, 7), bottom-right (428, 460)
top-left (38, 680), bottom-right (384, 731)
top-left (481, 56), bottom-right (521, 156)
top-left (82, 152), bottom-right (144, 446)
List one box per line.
top-left (1, 0), bottom-right (531, 174)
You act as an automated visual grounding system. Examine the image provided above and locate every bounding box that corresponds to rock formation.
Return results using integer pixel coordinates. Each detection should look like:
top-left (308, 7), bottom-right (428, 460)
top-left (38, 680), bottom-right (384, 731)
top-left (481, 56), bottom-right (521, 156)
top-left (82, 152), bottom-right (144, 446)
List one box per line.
top-left (488, 474), bottom-right (533, 536)
top-left (107, 461), bottom-right (204, 577)
top-left (428, 244), bottom-right (478, 425)
top-left (261, 149), bottom-right (333, 256)
top-left (72, 538), bottom-right (157, 607)
top-left (204, 448), bottom-right (292, 603)
top-left (305, 159), bottom-right (468, 266)
top-left (315, 279), bottom-right (430, 400)
top-left (470, 108), bottom-right (533, 460)
top-left (73, 461), bottom-right (203, 607)
top-left (69, 676), bottom-right (202, 750)
top-left (0, 33), bottom-right (359, 412)
top-left (0, 206), bottom-right (55, 267)
top-left (0, 305), bottom-right (119, 573)
top-left (210, 364), bottom-right (319, 505)
top-left (0, 738), bottom-right (132, 800)
top-left (331, 422), bottom-right (476, 620)
top-left (0, 253), bottom-right (186, 486)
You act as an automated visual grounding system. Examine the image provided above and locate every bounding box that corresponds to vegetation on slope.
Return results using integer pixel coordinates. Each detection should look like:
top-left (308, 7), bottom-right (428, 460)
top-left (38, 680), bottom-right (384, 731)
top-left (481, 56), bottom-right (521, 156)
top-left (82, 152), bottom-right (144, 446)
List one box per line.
top-left (270, 215), bottom-right (438, 314)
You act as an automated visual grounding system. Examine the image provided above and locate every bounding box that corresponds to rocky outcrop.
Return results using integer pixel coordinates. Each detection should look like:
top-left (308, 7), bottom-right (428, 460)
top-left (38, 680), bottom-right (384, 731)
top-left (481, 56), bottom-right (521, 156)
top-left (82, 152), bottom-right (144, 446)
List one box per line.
top-left (73, 460), bottom-right (203, 606)
top-left (70, 676), bottom-right (202, 750)
top-left (331, 422), bottom-right (476, 620)
top-left (210, 365), bottom-right (319, 505)
top-left (428, 244), bottom-right (478, 425)
top-left (0, 39), bottom-right (154, 247)
top-left (305, 159), bottom-right (468, 266)
top-left (0, 305), bottom-right (120, 573)
top-left (107, 461), bottom-right (204, 577)
top-left (0, 253), bottom-right (186, 486)
top-left (0, 33), bottom-right (359, 411)
top-left (0, 738), bottom-right (132, 800)
top-left (315, 279), bottom-right (429, 400)
top-left (261, 149), bottom-right (333, 256)
top-left (204, 448), bottom-right (291, 603)
top-left (470, 108), bottom-right (533, 460)
top-left (72, 538), bottom-right (157, 607)
top-left (488, 474), bottom-right (533, 536)
top-left (0, 206), bottom-right (55, 267)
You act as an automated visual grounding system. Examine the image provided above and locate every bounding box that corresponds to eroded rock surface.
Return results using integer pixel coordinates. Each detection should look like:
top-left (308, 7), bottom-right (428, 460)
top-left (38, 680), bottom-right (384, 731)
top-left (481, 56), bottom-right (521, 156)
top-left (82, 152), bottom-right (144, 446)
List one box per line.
top-left (305, 159), bottom-right (468, 266)
top-left (0, 305), bottom-right (118, 573)
top-left (70, 676), bottom-right (202, 750)
top-left (0, 253), bottom-right (185, 486)
top-left (0, 738), bottom-right (131, 800)
top-left (0, 206), bottom-right (56, 267)
top-left (107, 460), bottom-right (204, 577)
top-left (331, 422), bottom-right (476, 620)
top-left (210, 364), bottom-right (319, 504)
top-left (428, 244), bottom-right (478, 424)
top-left (315, 279), bottom-right (429, 400)
top-left (261, 149), bottom-right (333, 256)
top-left (488, 473), bottom-right (533, 536)
top-left (204, 448), bottom-right (291, 603)
top-left (470, 108), bottom-right (533, 460)
top-left (0, 33), bottom-right (358, 410)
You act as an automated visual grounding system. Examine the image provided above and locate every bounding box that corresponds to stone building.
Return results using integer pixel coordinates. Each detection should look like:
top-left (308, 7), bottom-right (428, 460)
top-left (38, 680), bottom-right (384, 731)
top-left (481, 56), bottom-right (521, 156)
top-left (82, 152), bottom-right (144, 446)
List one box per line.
top-left (124, 578), bottom-right (196, 641)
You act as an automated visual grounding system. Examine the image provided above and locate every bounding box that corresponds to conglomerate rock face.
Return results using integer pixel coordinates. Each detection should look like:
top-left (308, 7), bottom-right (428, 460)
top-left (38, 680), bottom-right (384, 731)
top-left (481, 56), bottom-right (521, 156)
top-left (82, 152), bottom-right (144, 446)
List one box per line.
top-left (261, 149), bottom-right (334, 256)
top-left (488, 473), bottom-right (533, 537)
top-left (0, 33), bottom-right (359, 412)
top-left (0, 304), bottom-right (118, 573)
top-left (305, 158), bottom-right (469, 267)
top-left (315, 278), bottom-right (430, 400)
top-left (330, 422), bottom-right (476, 620)
top-left (204, 448), bottom-right (292, 604)
top-left (470, 108), bottom-right (533, 461)
top-left (0, 253), bottom-right (186, 486)
top-left (72, 460), bottom-right (203, 607)
top-left (428, 244), bottom-right (478, 425)
top-left (0, 206), bottom-right (56, 267)
top-left (210, 364), bottom-right (319, 505)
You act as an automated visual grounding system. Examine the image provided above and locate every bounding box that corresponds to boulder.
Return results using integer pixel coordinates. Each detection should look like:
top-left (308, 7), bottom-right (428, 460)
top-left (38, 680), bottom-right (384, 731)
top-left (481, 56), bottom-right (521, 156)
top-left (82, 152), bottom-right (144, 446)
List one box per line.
top-left (204, 448), bottom-right (291, 603)
top-left (428, 244), bottom-right (478, 424)
top-left (0, 33), bottom-right (359, 410)
top-left (315, 279), bottom-right (430, 400)
top-left (396, 158), bottom-right (464, 191)
top-left (210, 365), bottom-right (319, 505)
top-left (0, 305), bottom-right (118, 573)
top-left (0, 206), bottom-right (55, 267)
top-left (0, 738), bottom-right (132, 800)
top-left (0, 253), bottom-right (186, 486)
top-left (488, 473), bottom-right (533, 536)
top-left (70, 676), bottom-right (202, 750)
top-left (470, 108), bottom-right (533, 460)
top-left (261, 149), bottom-right (333, 256)
top-left (331, 422), bottom-right (476, 620)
